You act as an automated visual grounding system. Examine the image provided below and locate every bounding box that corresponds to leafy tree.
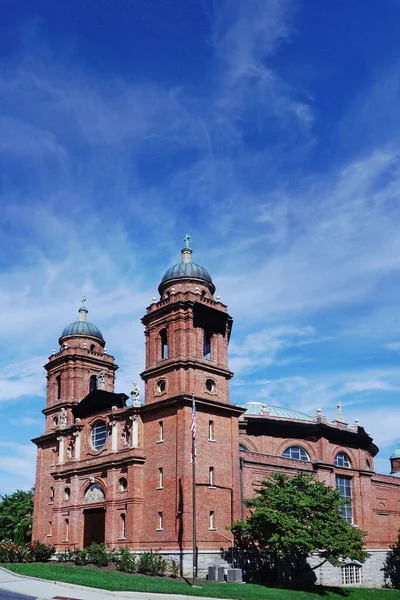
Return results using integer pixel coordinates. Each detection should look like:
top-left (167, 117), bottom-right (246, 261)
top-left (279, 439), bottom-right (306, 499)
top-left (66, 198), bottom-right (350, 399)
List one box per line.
top-left (0, 488), bottom-right (34, 543)
top-left (231, 472), bottom-right (368, 584)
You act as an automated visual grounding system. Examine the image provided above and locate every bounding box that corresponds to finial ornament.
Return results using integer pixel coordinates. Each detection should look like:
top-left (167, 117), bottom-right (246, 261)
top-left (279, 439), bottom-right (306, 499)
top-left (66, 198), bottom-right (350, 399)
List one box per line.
top-left (184, 233), bottom-right (191, 248)
top-left (82, 296), bottom-right (87, 306)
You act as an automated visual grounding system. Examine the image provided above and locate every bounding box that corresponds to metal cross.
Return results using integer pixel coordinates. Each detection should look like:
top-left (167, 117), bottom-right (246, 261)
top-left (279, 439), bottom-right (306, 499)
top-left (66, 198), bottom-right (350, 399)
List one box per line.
top-left (82, 296), bottom-right (86, 306)
top-left (184, 233), bottom-right (191, 248)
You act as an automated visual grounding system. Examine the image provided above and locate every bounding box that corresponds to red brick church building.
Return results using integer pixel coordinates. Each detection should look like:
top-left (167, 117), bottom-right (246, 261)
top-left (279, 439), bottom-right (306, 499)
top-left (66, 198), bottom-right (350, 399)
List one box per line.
top-left (32, 242), bottom-right (400, 586)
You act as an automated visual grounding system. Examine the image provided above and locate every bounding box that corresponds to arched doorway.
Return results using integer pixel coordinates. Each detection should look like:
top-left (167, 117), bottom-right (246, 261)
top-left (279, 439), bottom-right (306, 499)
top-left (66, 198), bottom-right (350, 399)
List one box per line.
top-left (83, 484), bottom-right (105, 547)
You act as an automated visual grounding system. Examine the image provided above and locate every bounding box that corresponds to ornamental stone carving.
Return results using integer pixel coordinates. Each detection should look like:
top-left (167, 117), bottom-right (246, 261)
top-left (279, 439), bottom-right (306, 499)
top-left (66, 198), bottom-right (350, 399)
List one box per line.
top-left (84, 483), bottom-right (105, 504)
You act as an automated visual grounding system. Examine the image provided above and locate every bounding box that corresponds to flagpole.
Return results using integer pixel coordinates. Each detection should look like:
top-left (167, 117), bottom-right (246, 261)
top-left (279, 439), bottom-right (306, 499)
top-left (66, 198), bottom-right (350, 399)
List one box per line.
top-left (192, 429), bottom-right (196, 586)
top-left (190, 392), bottom-right (197, 586)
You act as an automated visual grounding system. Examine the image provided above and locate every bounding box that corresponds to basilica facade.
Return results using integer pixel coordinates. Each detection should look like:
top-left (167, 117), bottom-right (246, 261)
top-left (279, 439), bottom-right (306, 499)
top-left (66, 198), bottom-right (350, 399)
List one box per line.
top-left (32, 243), bottom-right (400, 586)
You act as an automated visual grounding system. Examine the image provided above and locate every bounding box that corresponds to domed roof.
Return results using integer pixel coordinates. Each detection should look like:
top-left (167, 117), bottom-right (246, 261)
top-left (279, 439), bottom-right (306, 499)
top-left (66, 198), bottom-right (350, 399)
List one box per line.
top-left (241, 402), bottom-right (314, 422)
top-left (390, 446), bottom-right (400, 460)
top-left (161, 262), bottom-right (213, 285)
top-left (60, 320), bottom-right (104, 341)
top-left (159, 237), bottom-right (215, 292)
top-left (59, 304), bottom-right (104, 343)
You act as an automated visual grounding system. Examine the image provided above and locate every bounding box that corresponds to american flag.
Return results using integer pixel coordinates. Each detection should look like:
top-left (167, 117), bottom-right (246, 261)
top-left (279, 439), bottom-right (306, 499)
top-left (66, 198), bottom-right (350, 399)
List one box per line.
top-left (190, 393), bottom-right (197, 463)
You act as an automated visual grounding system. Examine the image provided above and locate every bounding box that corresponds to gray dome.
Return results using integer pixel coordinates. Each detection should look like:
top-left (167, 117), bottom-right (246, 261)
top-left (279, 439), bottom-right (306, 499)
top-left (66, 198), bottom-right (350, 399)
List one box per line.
top-left (60, 320), bottom-right (104, 341)
top-left (161, 262), bottom-right (213, 285)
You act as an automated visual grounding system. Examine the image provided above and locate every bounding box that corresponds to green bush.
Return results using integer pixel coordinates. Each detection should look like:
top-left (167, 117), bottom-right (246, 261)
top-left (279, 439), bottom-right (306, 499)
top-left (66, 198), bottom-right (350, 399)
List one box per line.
top-left (137, 550), bottom-right (167, 576)
top-left (57, 548), bottom-right (74, 562)
top-left (87, 543), bottom-right (109, 567)
top-left (170, 559), bottom-right (179, 578)
top-left (26, 541), bottom-right (56, 562)
top-left (0, 540), bottom-right (54, 563)
top-left (73, 547), bottom-right (89, 566)
top-left (116, 546), bottom-right (136, 573)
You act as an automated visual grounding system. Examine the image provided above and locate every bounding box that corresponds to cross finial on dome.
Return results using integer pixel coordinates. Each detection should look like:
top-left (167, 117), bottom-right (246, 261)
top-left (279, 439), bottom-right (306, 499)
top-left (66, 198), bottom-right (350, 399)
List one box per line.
top-left (79, 299), bottom-right (88, 322)
top-left (181, 234), bottom-right (193, 264)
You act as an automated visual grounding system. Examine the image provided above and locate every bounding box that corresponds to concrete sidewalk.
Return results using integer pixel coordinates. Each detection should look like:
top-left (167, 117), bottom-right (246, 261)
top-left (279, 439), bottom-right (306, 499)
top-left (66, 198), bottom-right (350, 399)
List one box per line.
top-left (0, 568), bottom-right (225, 600)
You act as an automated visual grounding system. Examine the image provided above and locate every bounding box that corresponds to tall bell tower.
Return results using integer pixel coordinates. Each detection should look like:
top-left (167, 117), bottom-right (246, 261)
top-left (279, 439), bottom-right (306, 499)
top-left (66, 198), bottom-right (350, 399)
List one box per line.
top-left (140, 238), bottom-right (243, 567)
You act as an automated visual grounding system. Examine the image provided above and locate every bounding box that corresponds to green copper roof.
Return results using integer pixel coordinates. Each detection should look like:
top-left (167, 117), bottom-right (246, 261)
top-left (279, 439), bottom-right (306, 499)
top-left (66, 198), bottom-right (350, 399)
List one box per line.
top-left (390, 446), bottom-right (400, 459)
top-left (60, 320), bottom-right (104, 341)
top-left (242, 401), bottom-right (314, 422)
top-left (161, 262), bottom-right (213, 285)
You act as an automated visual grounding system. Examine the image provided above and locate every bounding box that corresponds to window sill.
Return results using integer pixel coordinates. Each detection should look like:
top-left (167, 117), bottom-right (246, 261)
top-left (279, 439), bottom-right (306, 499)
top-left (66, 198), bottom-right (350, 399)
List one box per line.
top-left (62, 540), bottom-right (68, 543)
top-left (156, 528), bottom-right (163, 531)
top-left (156, 440), bottom-right (164, 444)
top-left (208, 439), bottom-right (216, 443)
top-left (46, 534), bottom-right (52, 537)
top-left (208, 527), bottom-right (216, 531)
top-left (156, 487), bottom-right (164, 490)
top-left (208, 486), bottom-right (216, 489)
top-left (117, 537), bottom-right (126, 541)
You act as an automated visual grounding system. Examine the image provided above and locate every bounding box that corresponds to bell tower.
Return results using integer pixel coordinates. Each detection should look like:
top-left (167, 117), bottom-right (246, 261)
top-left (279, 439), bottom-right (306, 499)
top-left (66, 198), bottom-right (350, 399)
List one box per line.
top-left (43, 302), bottom-right (118, 433)
top-left (140, 238), bottom-right (243, 565)
top-left (141, 238), bottom-right (233, 404)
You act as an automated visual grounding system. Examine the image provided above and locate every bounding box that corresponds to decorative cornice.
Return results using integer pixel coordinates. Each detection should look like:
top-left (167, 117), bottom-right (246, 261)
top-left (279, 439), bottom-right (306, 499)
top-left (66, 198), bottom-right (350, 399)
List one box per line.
top-left (140, 393), bottom-right (245, 417)
top-left (140, 357), bottom-right (233, 381)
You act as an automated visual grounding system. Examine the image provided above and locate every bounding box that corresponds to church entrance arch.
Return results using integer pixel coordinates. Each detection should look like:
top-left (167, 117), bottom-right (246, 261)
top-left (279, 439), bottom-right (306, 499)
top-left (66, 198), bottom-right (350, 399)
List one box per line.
top-left (83, 484), bottom-right (106, 547)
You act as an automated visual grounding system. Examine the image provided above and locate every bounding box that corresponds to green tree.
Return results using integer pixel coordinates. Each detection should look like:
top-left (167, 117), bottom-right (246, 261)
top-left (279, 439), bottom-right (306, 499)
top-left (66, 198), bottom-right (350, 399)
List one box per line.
top-left (0, 488), bottom-right (34, 543)
top-left (231, 472), bottom-right (368, 584)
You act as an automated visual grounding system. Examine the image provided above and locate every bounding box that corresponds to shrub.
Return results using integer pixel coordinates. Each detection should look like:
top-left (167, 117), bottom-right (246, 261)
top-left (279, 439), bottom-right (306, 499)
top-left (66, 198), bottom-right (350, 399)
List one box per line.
top-left (137, 550), bottom-right (167, 576)
top-left (116, 546), bottom-right (136, 573)
top-left (0, 540), bottom-right (54, 563)
top-left (170, 559), bottom-right (179, 578)
top-left (87, 542), bottom-right (109, 567)
top-left (57, 548), bottom-right (74, 562)
top-left (73, 547), bottom-right (89, 566)
top-left (26, 540), bottom-right (56, 562)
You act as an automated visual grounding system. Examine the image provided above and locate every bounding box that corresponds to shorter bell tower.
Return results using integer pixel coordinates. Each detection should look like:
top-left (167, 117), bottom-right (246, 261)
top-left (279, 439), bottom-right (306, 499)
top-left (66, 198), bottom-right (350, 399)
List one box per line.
top-left (43, 302), bottom-right (118, 433)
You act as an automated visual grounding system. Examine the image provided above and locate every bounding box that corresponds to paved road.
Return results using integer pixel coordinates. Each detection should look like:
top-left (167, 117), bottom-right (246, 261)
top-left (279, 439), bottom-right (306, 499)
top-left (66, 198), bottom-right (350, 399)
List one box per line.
top-left (0, 568), bottom-right (225, 600)
top-left (0, 590), bottom-right (36, 600)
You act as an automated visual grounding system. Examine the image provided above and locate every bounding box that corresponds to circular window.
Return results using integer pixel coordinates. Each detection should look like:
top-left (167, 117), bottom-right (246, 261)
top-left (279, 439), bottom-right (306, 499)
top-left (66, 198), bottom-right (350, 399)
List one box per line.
top-left (91, 421), bottom-right (107, 450)
top-left (157, 380), bottom-right (166, 393)
top-left (206, 379), bottom-right (215, 392)
top-left (119, 477), bottom-right (127, 492)
top-left (65, 487), bottom-right (70, 500)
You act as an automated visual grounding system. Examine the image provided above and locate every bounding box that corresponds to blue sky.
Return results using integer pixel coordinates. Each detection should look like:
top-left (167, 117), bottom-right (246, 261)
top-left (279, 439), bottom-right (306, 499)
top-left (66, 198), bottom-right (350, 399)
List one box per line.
top-left (1, 0), bottom-right (400, 493)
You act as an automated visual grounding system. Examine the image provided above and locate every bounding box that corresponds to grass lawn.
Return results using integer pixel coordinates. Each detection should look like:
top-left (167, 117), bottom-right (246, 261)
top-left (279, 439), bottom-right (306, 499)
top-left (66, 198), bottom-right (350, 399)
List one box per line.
top-left (2, 564), bottom-right (400, 600)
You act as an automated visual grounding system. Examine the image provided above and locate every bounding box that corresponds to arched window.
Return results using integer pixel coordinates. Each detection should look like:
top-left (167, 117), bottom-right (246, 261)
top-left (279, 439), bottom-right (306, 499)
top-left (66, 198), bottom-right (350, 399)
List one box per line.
top-left (283, 446), bottom-right (310, 461)
top-left (334, 452), bottom-right (351, 468)
top-left (120, 513), bottom-right (126, 539)
top-left (49, 486), bottom-right (54, 503)
top-left (56, 375), bottom-right (61, 400)
top-left (89, 375), bottom-right (97, 393)
top-left (90, 344), bottom-right (95, 352)
top-left (160, 329), bottom-right (168, 359)
top-left (366, 458), bottom-right (371, 470)
top-left (65, 487), bottom-right (71, 500)
top-left (203, 332), bottom-right (212, 359)
top-left (91, 421), bottom-right (107, 450)
top-left (64, 518), bottom-right (69, 541)
top-left (119, 477), bottom-right (127, 492)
